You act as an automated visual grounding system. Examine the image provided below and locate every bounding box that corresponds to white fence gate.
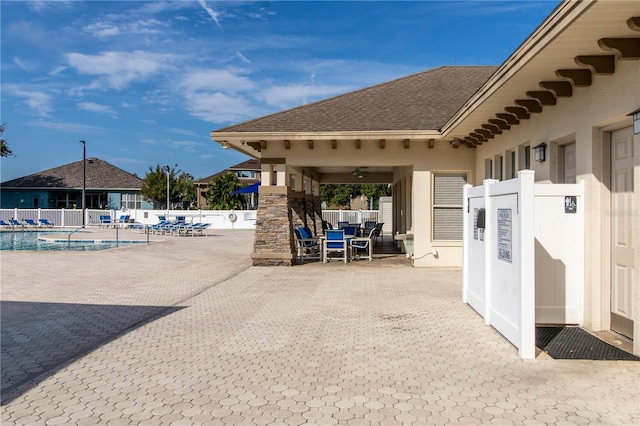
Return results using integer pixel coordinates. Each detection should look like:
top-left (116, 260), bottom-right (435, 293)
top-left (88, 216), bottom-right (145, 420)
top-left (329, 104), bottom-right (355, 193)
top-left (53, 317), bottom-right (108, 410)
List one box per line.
top-left (463, 171), bottom-right (585, 360)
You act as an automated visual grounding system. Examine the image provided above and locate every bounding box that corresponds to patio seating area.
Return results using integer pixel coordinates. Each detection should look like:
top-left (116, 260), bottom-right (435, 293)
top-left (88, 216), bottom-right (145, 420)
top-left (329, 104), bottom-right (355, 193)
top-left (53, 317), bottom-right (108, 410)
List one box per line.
top-left (294, 222), bottom-right (395, 264)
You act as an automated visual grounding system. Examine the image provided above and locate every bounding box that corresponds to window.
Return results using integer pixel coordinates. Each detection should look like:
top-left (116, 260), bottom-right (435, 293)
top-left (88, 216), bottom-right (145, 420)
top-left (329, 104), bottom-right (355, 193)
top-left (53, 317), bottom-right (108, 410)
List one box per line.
top-left (506, 150), bottom-right (517, 179)
top-left (432, 173), bottom-right (467, 241)
top-left (485, 159), bottom-right (493, 179)
top-left (236, 170), bottom-right (256, 179)
top-left (494, 154), bottom-right (504, 181)
top-left (519, 144), bottom-right (531, 170)
top-left (121, 193), bottom-right (141, 210)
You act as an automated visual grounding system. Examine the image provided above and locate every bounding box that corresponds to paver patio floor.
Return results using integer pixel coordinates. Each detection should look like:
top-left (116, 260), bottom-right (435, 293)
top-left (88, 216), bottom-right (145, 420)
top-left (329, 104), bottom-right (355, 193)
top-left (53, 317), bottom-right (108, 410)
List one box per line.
top-left (1, 229), bottom-right (638, 425)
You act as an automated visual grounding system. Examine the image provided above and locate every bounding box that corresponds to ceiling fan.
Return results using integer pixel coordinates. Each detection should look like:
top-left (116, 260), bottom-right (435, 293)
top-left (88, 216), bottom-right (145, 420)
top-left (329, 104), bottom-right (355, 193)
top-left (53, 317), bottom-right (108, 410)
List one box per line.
top-left (352, 167), bottom-right (369, 178)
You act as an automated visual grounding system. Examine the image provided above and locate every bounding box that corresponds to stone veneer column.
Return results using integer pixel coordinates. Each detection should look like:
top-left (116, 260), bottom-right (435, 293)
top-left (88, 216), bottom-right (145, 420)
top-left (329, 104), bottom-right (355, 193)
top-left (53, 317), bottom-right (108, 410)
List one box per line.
top-left (251, 186), bottom-right (295, 266)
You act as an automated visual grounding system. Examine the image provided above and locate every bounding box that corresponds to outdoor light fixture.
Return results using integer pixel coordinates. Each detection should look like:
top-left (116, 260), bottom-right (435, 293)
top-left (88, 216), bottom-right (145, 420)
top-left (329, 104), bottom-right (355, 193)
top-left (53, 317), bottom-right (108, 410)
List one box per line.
top-left (628, 107), bottom-right (640, 135)
top-left (533, 143), bottom-right (547, 162)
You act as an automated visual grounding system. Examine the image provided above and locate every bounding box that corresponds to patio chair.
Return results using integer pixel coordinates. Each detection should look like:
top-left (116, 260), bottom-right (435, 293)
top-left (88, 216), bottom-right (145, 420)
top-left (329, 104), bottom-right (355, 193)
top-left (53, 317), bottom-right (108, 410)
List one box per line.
top-left (350, 227), bottom-right (376, 261)
top-left (23, 219), bottom-right (38, 227)
top-left (294, 227), bottom-right (321, 262)
top-left (190, 223), bottom-right (210, 236)
top-left (363, 221), bottom-right (377, 236)
top-left (0, 220), bottom-right (11, 227)
top-left (342, 226), bottom-right (358, 237)
top-left (116, 215), bottom-right (131, 228)
top-left (38, 218), bottom-right (54, 227)
top-left (323, 229), bottom-right (348, 263)
top-left (337, 221), bottom-right (349, 230)
top-left (99, 215), bottom-right (113, 227)
top-left (9, 219), bottom-right (22, 228)
top-left (373, 222), bottom-right (384, 244)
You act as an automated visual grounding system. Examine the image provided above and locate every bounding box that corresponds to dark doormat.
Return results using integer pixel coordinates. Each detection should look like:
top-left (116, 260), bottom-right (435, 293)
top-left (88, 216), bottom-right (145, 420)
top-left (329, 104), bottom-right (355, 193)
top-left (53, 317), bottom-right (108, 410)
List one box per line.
top-left (536, 326), bottom-right (639, 361)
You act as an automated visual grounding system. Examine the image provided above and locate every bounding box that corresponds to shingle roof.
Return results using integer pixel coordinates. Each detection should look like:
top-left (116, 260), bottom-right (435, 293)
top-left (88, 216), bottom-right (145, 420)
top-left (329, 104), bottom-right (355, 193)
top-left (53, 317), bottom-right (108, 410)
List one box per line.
top-left (195, 159), bottom-right (261, 184)
top-left (1, 158), bottom-right (144, 189)
top-left (215, 66), bottom-right (498, 133)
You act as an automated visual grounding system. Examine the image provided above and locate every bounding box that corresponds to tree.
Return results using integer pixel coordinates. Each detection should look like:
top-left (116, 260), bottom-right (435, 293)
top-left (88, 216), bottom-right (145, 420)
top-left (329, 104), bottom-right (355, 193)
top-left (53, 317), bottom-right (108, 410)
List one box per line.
top-left (0, 124), bottom-right (14, 157)
top-left (320, 184), bottom-right (390, 209)
top-left (206, 172), bottom-right (246, 210)
top-left (141, 164), bottom-right (194, 209)
top-left (173, 172), bottom-right (196, 209)
top-left (360, 184), bottom-right (391, 209)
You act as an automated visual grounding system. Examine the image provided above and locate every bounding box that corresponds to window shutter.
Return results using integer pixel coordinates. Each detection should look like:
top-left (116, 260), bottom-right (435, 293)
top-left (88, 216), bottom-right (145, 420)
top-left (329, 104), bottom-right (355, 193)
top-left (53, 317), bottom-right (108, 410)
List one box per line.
top-left (433, 173), bottom-right (467, 241)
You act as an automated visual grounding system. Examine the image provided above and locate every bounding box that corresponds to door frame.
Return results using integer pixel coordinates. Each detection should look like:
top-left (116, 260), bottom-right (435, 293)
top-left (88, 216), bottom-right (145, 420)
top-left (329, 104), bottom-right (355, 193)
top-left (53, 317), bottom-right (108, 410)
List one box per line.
top-left (600, 121), bottom-right (637, 339)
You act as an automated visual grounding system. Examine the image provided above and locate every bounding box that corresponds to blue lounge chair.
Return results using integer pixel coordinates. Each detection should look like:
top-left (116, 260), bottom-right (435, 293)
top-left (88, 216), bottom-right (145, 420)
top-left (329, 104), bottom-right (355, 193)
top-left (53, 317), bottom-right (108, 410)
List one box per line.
top-left (38, 218), bottom-right (54, 227)
top-left (99, 215), bottom-right (113, 227)
top-left (9, 219), bottom-right (22, 228)
top-left (0, 220), bottom-right (11, 227)
top-left (23, 219), bottom-right (38, 227)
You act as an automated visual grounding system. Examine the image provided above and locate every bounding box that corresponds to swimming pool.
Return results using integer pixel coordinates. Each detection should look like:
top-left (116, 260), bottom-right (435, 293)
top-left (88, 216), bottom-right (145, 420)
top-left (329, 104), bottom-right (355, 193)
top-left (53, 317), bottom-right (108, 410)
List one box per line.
top-left (0, 231), bottom-right (148, 251)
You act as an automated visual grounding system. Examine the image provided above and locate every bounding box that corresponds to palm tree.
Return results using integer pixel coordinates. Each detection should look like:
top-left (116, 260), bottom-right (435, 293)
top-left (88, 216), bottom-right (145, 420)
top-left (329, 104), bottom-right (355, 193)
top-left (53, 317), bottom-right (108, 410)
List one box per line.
top-left (206, 172), bottom-right (246, 209)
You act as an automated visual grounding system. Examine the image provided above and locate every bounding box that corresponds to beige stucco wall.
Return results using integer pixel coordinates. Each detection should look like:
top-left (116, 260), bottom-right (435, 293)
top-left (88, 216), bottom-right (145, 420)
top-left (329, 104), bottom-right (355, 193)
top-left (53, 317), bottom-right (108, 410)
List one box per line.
top-left (470, 61), bottom-right (639, 346)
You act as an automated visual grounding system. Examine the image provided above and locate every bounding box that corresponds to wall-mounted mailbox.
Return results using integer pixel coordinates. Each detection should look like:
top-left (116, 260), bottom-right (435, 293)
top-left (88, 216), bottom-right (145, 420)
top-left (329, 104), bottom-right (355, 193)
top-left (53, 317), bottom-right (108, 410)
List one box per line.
top-left (476, 208), bottom-right (486, 229)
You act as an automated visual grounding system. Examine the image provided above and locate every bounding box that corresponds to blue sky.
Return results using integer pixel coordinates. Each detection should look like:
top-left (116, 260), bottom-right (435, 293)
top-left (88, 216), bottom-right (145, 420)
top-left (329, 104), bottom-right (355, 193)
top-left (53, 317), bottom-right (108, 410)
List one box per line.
top-left (1, 0), bottom-right (559, 182)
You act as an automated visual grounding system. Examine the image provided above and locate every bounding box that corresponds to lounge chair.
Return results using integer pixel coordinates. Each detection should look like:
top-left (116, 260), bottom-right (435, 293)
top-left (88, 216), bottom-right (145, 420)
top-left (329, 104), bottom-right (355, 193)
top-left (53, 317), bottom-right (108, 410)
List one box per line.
top-left (189, 223), bottom-right (210, 237)
top-left (38, 218), bottom-right (54, 227)
top-left (99, 215), bottom-right (113, 227)
top-left (0, 220), bottom-right (11, 227)
top-left (116, 215), bottom-right (131, 228)
top-left (9, 219), bottom-right (22, 228)
top-left (23, 219), bottom-right (38, 227)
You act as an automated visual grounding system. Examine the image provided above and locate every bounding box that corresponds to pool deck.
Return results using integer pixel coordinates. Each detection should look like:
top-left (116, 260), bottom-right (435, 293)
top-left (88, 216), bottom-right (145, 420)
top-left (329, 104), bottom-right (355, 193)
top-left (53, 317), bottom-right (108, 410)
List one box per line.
top-left (1, 229), bottom-right (638, 425)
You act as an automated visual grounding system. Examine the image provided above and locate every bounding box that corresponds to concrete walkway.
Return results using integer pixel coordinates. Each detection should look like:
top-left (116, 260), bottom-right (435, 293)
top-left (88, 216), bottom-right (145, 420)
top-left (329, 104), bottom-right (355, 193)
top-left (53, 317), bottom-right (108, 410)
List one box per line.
top-left (1, 229), bottom-right (638, 425)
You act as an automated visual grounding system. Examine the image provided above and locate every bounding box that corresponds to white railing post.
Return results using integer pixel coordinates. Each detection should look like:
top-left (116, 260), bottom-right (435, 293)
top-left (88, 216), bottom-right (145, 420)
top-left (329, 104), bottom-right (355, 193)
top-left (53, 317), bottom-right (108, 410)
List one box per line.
top-left (61, 208), bottom-right (65, 227)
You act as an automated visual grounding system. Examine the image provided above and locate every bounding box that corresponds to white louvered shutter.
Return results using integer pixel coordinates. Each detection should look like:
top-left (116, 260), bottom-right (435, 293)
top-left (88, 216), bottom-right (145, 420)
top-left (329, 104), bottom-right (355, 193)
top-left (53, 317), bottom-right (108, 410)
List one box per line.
top-left (433, 174), bottom-right (467, 241)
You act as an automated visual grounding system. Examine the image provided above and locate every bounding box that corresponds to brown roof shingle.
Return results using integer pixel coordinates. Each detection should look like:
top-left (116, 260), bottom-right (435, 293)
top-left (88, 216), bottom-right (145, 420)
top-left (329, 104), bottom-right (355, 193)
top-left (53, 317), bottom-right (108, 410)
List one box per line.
top-left (215, 66), bottom-right (498, 133)
top-left (1, 158), bottom-right (144, 189)
top-left (195, 159), bottom-right (261, 184)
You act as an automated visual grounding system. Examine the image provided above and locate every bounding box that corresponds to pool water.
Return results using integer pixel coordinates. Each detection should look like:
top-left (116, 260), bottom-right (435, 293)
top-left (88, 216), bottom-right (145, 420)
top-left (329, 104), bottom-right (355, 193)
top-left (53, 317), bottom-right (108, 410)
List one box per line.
top-left (0, 231), bottom-right (144, 251)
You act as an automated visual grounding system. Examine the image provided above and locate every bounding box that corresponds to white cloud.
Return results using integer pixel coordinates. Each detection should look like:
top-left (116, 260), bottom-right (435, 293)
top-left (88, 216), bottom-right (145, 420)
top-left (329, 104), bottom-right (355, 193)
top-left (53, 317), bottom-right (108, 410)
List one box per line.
top-left (29, 119), bottom-right (106, 134)
top-left (83, 22), bottom-right (121, 38)
top-left (3, 84), bottom-right (52, 116)
top-left (168, 128), bottom-right (198, 137)
top-left (25, 1), bottom-right (73, 13)
top-left (66, 50), bottom-right (176, 89)
top-left (236, 51), bottom-right (251, 64)
top-left (171, 140), bottom-right (206, 152)
top-left (13, 57), bottom-right (38, 72)
top-left (49, 66), bottom-right (67, 76)
top-left (185, 92), bottom-right (263, 123)
top-left (261, 84), bottom-right (349, 109)
top-left (198, 0), bottom-right (221, 26)
top-left (77, 101), bottom-right (118, 118)
top-left (181, 69), bottom-right (255, 93)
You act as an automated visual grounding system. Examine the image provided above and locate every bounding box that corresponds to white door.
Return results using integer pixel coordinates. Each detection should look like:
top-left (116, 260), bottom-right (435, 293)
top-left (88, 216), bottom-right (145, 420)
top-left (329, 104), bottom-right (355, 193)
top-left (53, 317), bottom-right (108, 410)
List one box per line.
top-left (563, 143), bottom-right (576, 183)
top-left (611, 126), bottom-right (634, 338)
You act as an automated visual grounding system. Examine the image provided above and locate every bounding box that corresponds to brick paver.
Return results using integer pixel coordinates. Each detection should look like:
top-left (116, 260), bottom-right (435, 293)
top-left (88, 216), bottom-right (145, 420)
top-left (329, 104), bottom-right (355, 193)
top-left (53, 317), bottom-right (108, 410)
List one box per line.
top-left (1, 229), bottom-right (638, 424)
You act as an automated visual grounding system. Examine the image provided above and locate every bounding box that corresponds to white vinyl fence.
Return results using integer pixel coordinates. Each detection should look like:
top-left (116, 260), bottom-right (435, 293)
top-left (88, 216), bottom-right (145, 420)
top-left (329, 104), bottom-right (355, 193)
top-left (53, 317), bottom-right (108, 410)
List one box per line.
top-left (0, 208), bottom-right (257, 229)
top-left (463, 171), bottom-right (536, 359)
top-left (463, 170), bottom-right (585, 360)
top-left (1, 208), bottom-right (382, 231)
